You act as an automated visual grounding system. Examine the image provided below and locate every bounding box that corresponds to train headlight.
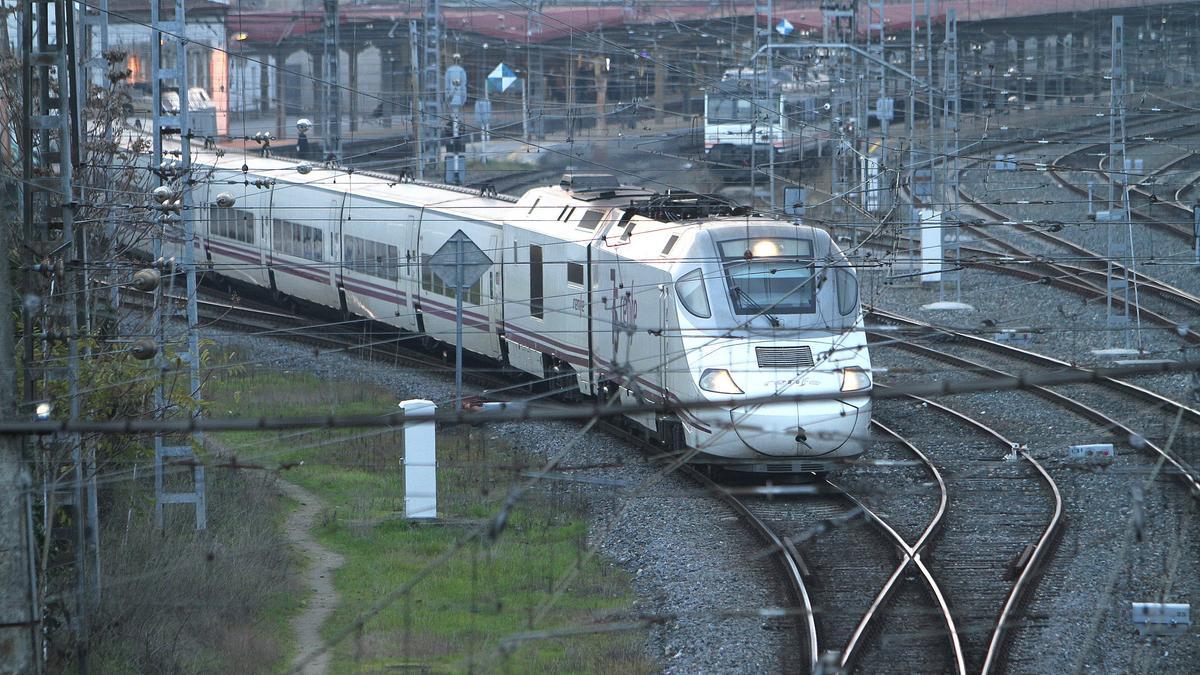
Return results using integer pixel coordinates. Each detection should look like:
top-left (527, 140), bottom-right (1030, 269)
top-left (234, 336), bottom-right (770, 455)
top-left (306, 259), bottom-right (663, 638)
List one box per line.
top-left (699, 368), bottom-right (743, 395)
top-left (840, 367), bottom-right (872, 393)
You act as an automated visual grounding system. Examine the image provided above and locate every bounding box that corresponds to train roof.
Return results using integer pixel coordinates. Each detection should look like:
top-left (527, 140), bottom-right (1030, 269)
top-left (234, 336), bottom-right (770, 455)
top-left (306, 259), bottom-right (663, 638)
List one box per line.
top-left (514, 175), bottom-right (833, 267)
top-left (192, 148), bottom-right (518, 220)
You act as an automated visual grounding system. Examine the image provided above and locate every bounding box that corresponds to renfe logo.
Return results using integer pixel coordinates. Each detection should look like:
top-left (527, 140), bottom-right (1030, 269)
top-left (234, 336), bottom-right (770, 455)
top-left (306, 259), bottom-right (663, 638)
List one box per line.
top-left (610, 280), bottom-right (638, 360)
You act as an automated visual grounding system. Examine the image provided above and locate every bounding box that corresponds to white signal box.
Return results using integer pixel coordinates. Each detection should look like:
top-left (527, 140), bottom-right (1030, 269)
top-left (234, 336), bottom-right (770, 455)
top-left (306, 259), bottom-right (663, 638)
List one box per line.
top-left (400, 399), bottom-right (437, 519)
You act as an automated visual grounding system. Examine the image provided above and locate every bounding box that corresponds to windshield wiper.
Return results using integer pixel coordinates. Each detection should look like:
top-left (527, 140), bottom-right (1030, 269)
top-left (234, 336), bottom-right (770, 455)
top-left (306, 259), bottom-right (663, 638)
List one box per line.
top-left (732, 287), bottom-right (781, 328)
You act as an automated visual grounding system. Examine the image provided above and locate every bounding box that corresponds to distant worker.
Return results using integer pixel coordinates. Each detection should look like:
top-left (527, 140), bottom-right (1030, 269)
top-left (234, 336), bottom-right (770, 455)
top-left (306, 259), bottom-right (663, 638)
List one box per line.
top-left (296, 118), bottom-right (312, 159)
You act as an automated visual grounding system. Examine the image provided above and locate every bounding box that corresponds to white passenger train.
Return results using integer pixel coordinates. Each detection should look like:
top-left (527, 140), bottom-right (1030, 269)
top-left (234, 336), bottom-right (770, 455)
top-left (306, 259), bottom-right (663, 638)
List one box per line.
top-left (173, 153), bottom-right (872, 473)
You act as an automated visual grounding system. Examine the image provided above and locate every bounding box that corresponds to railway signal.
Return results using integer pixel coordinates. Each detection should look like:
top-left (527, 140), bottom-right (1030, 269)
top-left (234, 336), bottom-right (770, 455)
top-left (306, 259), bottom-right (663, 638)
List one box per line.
top-left (428, 231), bottom-right (493, 411)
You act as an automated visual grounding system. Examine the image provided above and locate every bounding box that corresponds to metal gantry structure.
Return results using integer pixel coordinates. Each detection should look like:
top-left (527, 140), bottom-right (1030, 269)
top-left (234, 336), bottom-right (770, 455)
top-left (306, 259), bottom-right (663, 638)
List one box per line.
top-left (822, 1), bottom-right (856, 229)
top-left (938, 8), bottom-right (963, 303)
top-left (1104, 15), bottom-right (1137, 349)
top-left (416, 0), bottom-right (442, 178)
top-left (150, 0), bottom-right (207, 530)
top-left (321, 0), bottom-right (342, 163)
top-left (20, 0), bottom-right (90, 667)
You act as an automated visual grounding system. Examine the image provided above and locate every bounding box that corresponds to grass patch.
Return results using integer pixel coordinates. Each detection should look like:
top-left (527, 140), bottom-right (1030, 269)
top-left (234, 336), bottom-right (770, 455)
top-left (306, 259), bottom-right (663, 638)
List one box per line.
top-left (207, 365), bottom-right (654, 673)
top-left (89, 469), bottom-right (303, 673)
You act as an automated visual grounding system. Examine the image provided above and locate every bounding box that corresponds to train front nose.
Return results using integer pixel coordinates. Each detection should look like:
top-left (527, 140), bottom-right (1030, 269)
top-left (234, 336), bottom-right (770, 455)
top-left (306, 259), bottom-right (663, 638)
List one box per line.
top-left (729, 397), bottom-right (869, 457)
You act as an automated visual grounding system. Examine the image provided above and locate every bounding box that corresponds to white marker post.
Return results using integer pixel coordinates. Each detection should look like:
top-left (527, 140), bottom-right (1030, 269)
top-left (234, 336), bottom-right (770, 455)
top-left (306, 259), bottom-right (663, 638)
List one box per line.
top-left (400, 399), bottom-right (437, 519)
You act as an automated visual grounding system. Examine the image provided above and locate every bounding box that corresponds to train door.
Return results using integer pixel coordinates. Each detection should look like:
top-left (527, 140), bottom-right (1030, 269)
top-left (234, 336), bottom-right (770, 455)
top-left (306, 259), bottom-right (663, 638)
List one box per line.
top-left (658, 283), bottom-right (670, 392)
top-left (263, 178), bottom-right (277, 292)
top-left (403, 209), bottom-right (423, 334)
top-left (333, 192), bottom-right (349, 317)
top-left (486, 233), bottom-right (501, 337)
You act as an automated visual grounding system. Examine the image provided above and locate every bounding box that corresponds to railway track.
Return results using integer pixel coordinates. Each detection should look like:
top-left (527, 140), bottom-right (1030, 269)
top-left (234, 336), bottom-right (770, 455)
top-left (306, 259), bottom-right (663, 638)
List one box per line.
top-left (866, 392), bottom-right (1062, 673)
top-left (1045, 129), bottom-right (1200, 240)
top-left (945, 118), bottom-right (1200, 347)
top-left (868, 307), bottom-right (1200, 496)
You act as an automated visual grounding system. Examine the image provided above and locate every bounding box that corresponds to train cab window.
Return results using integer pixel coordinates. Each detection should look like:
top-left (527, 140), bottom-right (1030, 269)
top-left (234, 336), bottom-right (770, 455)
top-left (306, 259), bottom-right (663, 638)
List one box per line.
top-left (567, 262), bottom-right (584, 286)
top-left (577, 209), bottom-right (604, 231)
top-left (719, 237), bottom-right (816, 315)
top-left (529, 244), bottom-right (544, 319)
top-left (661, 235), bottom-right (679, 256)
top-left (836, 266), bottom-right (858, 315)
top-left (675, 268), bottom-right (711, 319)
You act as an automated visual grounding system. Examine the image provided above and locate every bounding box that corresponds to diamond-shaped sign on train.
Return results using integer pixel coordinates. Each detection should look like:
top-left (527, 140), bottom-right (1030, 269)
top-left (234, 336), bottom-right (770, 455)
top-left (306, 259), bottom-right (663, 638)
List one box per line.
top-left (429, 230), bottom-right (492, 289)
top-left (776, 18), bottom-right (794, 36)
top-left (487, 62), bottom-right (518, 94)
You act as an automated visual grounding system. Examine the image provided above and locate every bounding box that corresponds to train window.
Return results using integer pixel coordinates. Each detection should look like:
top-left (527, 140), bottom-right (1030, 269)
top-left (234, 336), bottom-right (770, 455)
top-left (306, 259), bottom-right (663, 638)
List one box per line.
top-left (577, 209), bottom-right (604, 231)
top-left (661, 235), bottom-right (679, 256)
top-left (208, 206), bottom-right (254, 243)
top-left (344, 235), bottom-right (398, 280)
top-left (718, 237), bottom-right (816, 315)
top-left (567, 262), bottom-right (584, 286)
top-left (270, 218), bottom-right (324, 262)
top-left (836, 266), bottom-right (858, 315)
top-left (529, 244), bottom-right (544, 319)
top-left (675, 268), bottom-right (711, 319)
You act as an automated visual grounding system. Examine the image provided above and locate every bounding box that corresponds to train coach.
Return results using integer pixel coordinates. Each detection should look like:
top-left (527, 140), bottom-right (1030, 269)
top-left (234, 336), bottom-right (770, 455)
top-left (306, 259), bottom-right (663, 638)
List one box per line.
top-left (174, 154), bottom-right (872, 474)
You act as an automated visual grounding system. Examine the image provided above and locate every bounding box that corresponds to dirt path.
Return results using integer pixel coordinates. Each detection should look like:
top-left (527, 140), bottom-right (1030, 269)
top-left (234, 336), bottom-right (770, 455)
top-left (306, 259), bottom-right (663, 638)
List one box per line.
top-left (279, 479), bottom-right (344, 674)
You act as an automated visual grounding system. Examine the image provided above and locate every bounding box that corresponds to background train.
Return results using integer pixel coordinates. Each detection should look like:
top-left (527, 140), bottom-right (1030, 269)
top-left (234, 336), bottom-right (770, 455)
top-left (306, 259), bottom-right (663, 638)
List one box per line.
top-left (163, 154), bottom-right (872, 474)
top-left (703, 67), bottom-right (832, 183)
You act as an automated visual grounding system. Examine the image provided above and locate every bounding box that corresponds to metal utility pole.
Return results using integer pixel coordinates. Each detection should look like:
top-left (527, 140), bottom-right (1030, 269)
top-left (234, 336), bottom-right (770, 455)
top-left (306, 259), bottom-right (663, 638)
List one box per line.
top-left (78, 0), bottom-right (109, 602)
top-left (321, 0), bottom-right (341, 162)
top-left (526, 3), bottom-right (545, 141)
top-left (21, 0), bottom-right (90, 667)
top-left (417, 0), bottom-right (442, 179)
top-left (866, 0), bottom-right (888, 214)
top-left (151, 0), bottom-right (207, 531)
top-left (1105, 15), bottom-right (1137, 349)
top-left (761, 0), bottom-right (775, 213)
top-left (1, 193), bottom-right (36, 675)
top-left (939, 8), bottom-right (962, 303)
top-left (822, 1), bottom-right (856, 231)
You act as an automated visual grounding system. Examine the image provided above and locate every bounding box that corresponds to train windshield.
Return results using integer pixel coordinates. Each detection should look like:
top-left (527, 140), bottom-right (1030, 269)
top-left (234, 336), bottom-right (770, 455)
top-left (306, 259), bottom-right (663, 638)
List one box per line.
top-left (708, 97), bottom-right (775, 124)
top-left (719, 237), bottom-right (816, 315)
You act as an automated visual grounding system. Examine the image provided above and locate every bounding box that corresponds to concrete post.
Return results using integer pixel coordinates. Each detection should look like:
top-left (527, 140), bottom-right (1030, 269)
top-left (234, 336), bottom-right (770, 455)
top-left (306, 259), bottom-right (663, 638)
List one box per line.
top-left (274, 48), bottom-right (287, 139)
top-left (400, 400), bottom-right (437, 520)
top-left (310, 48), bottom-right (323, 117)
top-left (654, 49), bottom-right (665, 124)
top-left (348, 47), bottom-right (359, 133)
top-left (594, 56), bottom-right (608, 134)
top-left (565, 54), bottom-right (576, 138)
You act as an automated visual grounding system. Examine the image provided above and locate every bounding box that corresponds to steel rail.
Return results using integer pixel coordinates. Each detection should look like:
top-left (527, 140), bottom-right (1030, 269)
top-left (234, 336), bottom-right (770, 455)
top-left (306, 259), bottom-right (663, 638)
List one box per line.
top-left (1046, 138), bottom-right (1198, 240)
top-left (683, 465), bottom-right (822, 673)
top-left (836, 420), bottom-right (966, 675)
top-left (954, 180), bottom-right (1200, 347)
top-left (870, 306), bottom-right (1200, 430)
top-left (890, 393), bottom-right (1063, 675)
top-left (873, 324), bottom-right (1200, 498)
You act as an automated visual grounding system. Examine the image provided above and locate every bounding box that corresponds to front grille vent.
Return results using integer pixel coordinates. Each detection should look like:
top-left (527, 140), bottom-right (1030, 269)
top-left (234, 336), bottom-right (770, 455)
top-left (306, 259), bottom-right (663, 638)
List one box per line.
top-left (756, 346), bottom-right (814, 369)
